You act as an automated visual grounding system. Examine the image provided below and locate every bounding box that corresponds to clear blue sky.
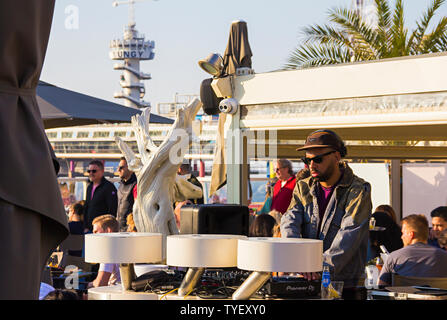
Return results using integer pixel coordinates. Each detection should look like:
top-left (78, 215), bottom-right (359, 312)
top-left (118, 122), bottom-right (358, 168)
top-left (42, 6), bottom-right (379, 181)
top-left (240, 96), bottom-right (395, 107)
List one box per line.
top-left (41, 0), bottom-right (447, 111)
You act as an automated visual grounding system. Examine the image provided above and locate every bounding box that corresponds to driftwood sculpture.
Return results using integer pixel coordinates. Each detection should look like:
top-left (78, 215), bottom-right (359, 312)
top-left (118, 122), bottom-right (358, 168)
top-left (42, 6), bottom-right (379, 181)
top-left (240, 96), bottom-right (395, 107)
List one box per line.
top-left (115, 98), bottom-right (203, 259)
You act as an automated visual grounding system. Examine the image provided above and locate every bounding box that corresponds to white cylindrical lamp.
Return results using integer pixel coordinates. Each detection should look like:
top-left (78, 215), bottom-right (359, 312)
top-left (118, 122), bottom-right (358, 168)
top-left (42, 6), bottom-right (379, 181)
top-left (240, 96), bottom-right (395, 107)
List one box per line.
top-left (233, 237), bottom-right (323, 300)
top-left (85, 232), bottom-right (163, 291)
top-left (166, 234), bottom-right (246, 296)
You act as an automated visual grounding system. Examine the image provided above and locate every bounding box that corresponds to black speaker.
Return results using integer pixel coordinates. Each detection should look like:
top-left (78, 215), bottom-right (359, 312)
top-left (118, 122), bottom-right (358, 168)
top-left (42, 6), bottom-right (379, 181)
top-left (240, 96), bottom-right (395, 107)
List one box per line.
top-left (200, 78), bottom-right (222, 115)
top-left (180, 204), bottom-right (249, 236)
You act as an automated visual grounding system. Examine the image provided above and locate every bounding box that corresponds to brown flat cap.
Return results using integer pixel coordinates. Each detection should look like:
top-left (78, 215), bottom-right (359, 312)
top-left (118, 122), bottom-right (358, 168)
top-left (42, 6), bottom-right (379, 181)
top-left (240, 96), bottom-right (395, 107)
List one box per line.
top-left (297, 130), bottom-right (346, 156)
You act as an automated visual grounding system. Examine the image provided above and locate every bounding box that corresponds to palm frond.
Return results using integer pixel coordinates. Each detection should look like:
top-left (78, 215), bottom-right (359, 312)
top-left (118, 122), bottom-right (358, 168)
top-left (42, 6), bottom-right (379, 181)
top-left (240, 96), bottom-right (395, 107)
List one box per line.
top-left (284, 43), bottom-right (351, 69)
top-left (435, 33), bottom-right (447, 51)
top-left (420, 16), bottom-right (447, 53)
top-left (301, 23), bottom-right (352, 49)
top-left (375, 0), bottom-right (393, 56)
top-left (286, 0), bottom-right (447, 69)
top-left (328, 7), bottom-right (380, 59)
top-left (389, 0), bottom-right (410, 57)
top-left (375, 0), bottom-right (392, 31)
top-left (410, 0), bottom-right (446, 53)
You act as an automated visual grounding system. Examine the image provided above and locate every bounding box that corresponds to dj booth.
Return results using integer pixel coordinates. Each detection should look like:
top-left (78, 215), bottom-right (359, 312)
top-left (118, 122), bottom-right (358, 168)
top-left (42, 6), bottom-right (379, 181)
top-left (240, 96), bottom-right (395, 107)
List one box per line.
top-left (87, 268), bottom-right (323, 300)
top-left (88, 269), bottom-right (447, 301)
top-left (82, 204), bottom-right (447, 301)
top-left (83, 204), bottom-right (369, 301)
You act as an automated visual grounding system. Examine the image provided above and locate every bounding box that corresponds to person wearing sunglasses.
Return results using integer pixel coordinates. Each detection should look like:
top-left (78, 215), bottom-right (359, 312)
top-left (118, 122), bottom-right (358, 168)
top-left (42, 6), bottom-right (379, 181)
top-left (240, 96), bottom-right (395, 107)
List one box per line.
top-left (280, 129), bottom-right (372, 290)
top-left (116, 157), bottom-right (137, 232)
top-left (83, 160), bottom-right (118, 232)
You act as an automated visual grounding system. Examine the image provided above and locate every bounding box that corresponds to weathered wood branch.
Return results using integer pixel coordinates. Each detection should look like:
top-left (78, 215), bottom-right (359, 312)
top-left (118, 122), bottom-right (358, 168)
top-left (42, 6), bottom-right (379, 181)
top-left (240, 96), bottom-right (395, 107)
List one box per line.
top-left (115, 98), bottom-right (203, 260)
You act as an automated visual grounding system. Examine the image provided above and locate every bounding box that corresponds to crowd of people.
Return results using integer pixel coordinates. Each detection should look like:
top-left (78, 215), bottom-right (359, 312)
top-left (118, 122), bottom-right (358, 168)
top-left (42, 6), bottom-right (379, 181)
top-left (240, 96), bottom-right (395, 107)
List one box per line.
top-left (378, 212), bottom-right (447, 286)
top-left (43, 129), bottom-right (447, 299)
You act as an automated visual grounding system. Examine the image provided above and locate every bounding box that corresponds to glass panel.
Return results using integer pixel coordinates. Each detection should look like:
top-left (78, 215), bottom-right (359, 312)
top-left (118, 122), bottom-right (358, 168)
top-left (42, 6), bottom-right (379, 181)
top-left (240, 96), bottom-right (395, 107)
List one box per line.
top-left (114, 131), bottom-right (127, 137)
top-left (242, 92), bottom-right (447, 120)
top-left (93, 131), bottom-right (110, 138)
top-left (77, 131), bottom-right (89, 138)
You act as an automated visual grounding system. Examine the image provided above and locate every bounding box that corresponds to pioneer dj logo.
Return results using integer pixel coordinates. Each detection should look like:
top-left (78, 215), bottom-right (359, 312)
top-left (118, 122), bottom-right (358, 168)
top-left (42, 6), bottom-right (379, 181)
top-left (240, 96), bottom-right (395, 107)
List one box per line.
top-left (286, 285), bottom-right (307, 292)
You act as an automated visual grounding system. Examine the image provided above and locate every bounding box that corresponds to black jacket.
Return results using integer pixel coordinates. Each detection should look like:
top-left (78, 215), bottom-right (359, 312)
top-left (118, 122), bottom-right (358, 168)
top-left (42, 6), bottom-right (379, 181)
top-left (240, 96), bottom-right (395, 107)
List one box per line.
top-left (84, 177), bottom-right (118, 231)
top-left (370, 210), bottom-right (403, 257)
top-left (117, 173), bottom-right (137, 231)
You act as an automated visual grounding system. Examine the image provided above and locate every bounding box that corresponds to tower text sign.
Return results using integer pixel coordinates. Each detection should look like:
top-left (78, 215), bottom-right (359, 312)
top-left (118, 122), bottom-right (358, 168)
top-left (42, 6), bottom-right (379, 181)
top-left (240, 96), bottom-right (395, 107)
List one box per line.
top-left (110, 49), bottom-right (153, 60)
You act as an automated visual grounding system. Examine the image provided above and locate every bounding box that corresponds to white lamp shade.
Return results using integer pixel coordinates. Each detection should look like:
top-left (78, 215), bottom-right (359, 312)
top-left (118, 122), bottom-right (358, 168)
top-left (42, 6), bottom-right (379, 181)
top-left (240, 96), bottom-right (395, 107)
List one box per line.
top-left (167, 234), bottom-right (246, 268)
top-left (237, 238), bottom-right (323, 273)
top-left (85, 232), bottom-right (162, 264)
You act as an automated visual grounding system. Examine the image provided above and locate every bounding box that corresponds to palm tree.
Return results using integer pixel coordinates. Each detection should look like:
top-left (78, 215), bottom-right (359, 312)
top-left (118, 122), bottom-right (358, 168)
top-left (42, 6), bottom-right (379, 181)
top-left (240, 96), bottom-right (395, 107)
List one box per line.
top-left (285, 0), bottom-right (447, 69)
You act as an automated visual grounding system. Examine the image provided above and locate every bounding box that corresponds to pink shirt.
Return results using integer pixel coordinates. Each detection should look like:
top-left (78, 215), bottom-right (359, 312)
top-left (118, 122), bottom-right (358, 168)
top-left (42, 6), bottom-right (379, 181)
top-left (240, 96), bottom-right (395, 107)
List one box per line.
top-left (91, 184), bottom-right (99, 200)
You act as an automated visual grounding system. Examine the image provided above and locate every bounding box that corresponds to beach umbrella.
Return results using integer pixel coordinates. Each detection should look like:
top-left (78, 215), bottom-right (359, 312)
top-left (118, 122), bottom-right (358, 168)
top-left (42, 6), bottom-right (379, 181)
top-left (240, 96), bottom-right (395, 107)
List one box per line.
top-left (37, 81), bottom-right (174, 129)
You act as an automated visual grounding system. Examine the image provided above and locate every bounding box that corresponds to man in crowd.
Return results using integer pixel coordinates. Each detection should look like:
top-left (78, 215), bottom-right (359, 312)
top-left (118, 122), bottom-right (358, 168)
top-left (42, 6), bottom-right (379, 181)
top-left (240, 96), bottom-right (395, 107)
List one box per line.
top-left (84, 160), bottom-right (118, 232)
top-left (271, 159), bottom-right (296, 214)
top-left (87, 215), bottom-right (121, 288)
top-left (116, 157), bottom-right (137, 232)
top-left (281, 129), bottom-right (372, 288)
top-left (428, 206), bottom-right (447, 248)
top-left (378, 214), bottom-right (447, 286)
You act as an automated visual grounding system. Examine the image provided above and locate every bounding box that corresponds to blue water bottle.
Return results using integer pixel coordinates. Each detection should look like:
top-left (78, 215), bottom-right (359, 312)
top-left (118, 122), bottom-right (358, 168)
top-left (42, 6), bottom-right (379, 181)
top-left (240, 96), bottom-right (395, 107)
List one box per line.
top-left (322, 265), bottom-right (330, 288)
top-left (321, 265), bottom-right (331, 299)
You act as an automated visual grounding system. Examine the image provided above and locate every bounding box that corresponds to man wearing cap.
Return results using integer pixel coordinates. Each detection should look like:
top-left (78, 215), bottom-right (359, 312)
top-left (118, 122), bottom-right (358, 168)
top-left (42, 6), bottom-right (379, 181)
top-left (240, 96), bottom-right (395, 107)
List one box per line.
top-left (281, 129), bottom-right (372, 288)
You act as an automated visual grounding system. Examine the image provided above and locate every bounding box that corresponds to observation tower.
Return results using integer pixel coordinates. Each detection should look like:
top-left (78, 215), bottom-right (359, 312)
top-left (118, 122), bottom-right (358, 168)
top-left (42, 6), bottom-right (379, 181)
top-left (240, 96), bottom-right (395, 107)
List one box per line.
top-left (109, 0), bottom-right (155, 108)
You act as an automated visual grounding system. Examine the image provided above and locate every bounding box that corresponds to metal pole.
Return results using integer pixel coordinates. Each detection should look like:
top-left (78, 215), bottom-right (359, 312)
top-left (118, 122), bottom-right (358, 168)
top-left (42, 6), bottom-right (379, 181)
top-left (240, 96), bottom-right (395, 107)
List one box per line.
top-left (178, 267), bottom-right (205, 297)
top-left (232, 271), bottom-right (271, 300)
top-left (119, 263), bottom-right (136, 291)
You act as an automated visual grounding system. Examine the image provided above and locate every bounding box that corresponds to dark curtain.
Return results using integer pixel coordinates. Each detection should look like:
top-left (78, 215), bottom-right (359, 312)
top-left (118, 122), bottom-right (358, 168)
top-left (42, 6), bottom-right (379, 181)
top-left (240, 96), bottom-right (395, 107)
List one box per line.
top-left (222, 20), bottom-right (253, 75)
top-left (0, 0), bottom-right (69, 299)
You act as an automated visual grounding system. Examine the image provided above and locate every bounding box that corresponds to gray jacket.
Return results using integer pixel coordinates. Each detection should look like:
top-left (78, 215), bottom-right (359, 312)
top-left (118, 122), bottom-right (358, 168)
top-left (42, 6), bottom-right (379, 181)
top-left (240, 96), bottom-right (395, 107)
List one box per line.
top-left (280, 162), bottom-right (372, 287)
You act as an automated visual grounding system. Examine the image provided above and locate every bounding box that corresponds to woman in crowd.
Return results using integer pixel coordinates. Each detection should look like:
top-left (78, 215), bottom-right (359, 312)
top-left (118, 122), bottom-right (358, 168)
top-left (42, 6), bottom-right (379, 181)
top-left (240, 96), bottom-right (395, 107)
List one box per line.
top-left (369, 204), bottom-right (403, 258)
top-left (68, 201), bottom-right (84, 235)
top-left (249, 213), bottom-right (280, 237)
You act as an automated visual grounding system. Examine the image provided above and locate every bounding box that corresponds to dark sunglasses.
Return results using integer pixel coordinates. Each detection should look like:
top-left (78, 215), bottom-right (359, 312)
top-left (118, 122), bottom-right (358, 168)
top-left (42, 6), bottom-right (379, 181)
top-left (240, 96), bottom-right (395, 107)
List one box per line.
top-left (87, 169), bottom-right (97, 173)
top-left (118, 166), bottom-right (126, 170)
top-left (301, 150), bottom-right (336, 166)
